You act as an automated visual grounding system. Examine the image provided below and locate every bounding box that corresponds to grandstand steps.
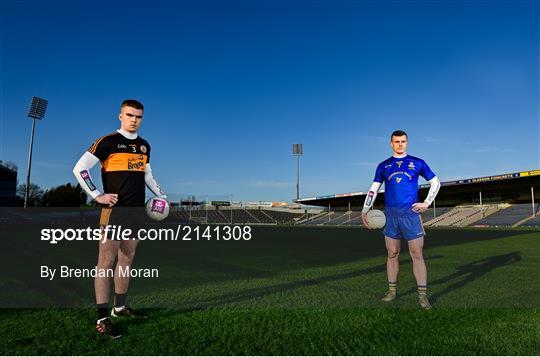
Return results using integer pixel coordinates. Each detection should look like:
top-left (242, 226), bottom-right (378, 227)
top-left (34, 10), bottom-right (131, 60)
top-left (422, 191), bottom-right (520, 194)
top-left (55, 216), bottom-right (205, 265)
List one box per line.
top-left (332, 211), bottom-right (357, 226)
top-left (424, 208), bottom-right (459, 226)
top-left (455, 205), bottom-right (500, 227)
top-left (298, 211), bottom-right (328, 224)
top-left (243, 209), bottom-right (261, 223)
top-left (424, 205), bottom-right (500, 227)
top-left (473, 203), bottom-right (536, 227)
top-left (260, 210), bottom-right (278, 223)
top-left (217, 210), bottom-right (229, 223)
top-left (512, 214), bottom-right (538, 227)
top-left (323, 211), bottom-right (350, 225)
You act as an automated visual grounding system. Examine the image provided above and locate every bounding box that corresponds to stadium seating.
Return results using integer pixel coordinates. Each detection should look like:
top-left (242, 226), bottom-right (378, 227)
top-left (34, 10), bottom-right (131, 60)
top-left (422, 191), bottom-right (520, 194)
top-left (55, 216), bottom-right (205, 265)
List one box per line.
top-left (424, 205), bottom-right (500, 227)
top-left (261, 209), bottom-right (301, 224)
top-left (473, 203), bottom-right (537, 227)
top-left (520, 214), bottom-right (540, 227)
top-left (420, 207), bottom-right (453, 223)
top-left (302, 212), bottom-right (333, 225)
top-left (325, 211), bottom-right (355, 225)
top-left (169, 207), bottom-right (302, 225)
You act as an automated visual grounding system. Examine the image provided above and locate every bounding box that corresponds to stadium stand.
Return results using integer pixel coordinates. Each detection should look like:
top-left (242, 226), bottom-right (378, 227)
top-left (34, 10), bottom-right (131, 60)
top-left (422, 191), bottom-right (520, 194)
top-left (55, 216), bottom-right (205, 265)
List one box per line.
top-left (169, 207), bottom-right (302, 225)
top-left (261, 209), bottom-right (301, 224)
top-left (302, 212), bottom-right (333, 225)
top-left (245, 209), bottom-right (275, 224)
top-left (420, 207), bottom-right (453, 223)
top-left (325, 211), bottom-right (354, 225)
top-left (296, 211), bottom-right (327, 224)
top-left (424, 205), bottom-right (500, 227)
top-left (344, 211), bottom-right (363, 226)
top-left (473, 203), bottom-right (537, 227)
top-left (300, 208), bottom-right (456, 227)
top-left (520, 212), bottom-right (540, 227)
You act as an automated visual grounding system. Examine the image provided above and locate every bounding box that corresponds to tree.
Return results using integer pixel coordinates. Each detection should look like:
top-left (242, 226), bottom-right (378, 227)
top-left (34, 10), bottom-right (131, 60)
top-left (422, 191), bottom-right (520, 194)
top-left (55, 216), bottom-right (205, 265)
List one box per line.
top-left (16, 183), bottom-right (44, 207)
top-left (41, 183), bottom-right (88, 207)
top-left (0, 160), bottom-right (17, 171)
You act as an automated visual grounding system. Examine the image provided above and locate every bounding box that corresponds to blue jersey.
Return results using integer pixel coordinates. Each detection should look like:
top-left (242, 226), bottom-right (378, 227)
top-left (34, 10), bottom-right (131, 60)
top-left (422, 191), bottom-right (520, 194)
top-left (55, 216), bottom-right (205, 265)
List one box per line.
top-left (374, 155), bottom-right (435, 213)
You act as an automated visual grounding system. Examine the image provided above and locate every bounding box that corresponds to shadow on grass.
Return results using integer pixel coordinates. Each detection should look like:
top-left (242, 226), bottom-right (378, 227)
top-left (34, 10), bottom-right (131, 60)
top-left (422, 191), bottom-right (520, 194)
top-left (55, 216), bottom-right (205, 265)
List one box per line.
top-left (400, 251), bottom-right (522, 304)
top-left (184, 255), bottom-right (444, 309)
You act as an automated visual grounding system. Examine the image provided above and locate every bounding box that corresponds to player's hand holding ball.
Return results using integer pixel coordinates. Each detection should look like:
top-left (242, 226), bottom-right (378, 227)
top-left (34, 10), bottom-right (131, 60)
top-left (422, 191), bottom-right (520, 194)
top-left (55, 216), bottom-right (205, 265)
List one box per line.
top-left (361, 212), bottom-right (372, 229)
top-left (362, 210), bottom-right (386, 229)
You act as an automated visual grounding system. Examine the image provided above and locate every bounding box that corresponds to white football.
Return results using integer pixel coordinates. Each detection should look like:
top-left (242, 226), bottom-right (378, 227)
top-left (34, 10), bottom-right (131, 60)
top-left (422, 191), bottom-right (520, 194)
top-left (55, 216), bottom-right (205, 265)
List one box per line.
top-left (366, 209), bottom-right (386, 229)
top-left (145, 197), bottom-right (170, 221)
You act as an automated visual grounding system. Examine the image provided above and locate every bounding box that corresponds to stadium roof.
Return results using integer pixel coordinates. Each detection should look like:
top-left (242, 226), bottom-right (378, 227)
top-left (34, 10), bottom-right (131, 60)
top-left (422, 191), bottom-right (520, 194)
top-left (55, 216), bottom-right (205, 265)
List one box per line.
top-left (297, 169), bottom-right (540, 207)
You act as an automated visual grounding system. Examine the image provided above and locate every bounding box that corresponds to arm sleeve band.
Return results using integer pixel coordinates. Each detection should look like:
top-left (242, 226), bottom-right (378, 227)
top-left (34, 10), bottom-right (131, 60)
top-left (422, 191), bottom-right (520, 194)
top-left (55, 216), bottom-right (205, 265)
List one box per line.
top-left (145, 163), bottom-right (167, 198)
top-left (424, 176), bottom-right (440, 205)
top-left (73, 152), bottom-right (101, 199)
top-left (362, 181), bottom-right (382, 213)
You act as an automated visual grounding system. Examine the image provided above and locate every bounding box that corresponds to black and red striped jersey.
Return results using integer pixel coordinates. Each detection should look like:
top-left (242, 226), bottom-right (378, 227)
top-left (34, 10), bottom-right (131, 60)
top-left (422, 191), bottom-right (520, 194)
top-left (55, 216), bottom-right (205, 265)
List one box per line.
top-left (88, 132), bottom-right (151, 207)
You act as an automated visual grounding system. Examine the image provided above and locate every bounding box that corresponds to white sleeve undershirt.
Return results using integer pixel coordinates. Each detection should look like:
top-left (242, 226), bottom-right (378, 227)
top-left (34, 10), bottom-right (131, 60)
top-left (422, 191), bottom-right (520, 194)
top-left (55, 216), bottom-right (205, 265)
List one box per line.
top-left (424, 176), bottom-right (441, 205)
top-left (145, 163), bottom-right (167, 198)
top-left (73, 151), bottom-right (101, 199)
top-left (361, 181), bottom-right (382, 213)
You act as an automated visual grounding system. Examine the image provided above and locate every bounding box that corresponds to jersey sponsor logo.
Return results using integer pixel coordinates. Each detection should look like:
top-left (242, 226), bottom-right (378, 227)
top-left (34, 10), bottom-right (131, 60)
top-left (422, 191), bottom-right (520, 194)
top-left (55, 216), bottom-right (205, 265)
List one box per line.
top-left (140, 145), bottom-right (147, 154)
top-left (103, 153), bottom-right (147, 172)
top-left (388, 171), bottom-right (413, 181)
top-left (388, 171), bottom-right (404, 180)
top-left (128, 157), bottom-right (145, 170)
top-left (80, 170), bottom-right (96, 191)
top-left (117, 144), bottom-right (127, 149)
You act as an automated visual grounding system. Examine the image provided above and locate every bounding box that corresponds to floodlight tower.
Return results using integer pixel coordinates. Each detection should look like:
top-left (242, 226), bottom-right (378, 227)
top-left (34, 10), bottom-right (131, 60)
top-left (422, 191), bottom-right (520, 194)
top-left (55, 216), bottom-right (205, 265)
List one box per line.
top-left (293, 144), bottom-right (303, 202)
top-left (24, 96), bottom-right (48, 208)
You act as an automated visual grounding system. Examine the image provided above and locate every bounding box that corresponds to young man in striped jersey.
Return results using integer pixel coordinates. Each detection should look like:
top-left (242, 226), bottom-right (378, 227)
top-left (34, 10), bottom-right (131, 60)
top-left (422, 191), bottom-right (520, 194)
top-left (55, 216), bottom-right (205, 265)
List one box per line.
top-left (73, 99), bottom-right (167, 338)
top-left (361, 130), bottom-right (440, 310)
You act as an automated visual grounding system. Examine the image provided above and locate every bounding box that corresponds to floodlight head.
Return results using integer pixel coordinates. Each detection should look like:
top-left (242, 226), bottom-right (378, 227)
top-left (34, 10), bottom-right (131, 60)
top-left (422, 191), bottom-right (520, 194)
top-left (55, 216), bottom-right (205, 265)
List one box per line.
top-left (293, 143), bottom-right (303, 156)
top-left (27, 96), bottom-right (48, 120)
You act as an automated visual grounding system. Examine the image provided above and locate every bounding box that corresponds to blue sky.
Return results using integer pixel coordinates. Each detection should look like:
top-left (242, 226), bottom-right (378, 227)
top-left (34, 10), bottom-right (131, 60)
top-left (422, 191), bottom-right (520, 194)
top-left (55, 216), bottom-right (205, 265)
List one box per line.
top-left (0, 0), bottom-right (538, 202)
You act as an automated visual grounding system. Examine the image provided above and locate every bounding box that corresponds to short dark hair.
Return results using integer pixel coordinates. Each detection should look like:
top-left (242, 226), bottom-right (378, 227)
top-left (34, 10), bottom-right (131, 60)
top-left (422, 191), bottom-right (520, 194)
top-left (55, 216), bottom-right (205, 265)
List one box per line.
top-left (121, 99), bottom-right (144, 111)
top-left (391, 130), bottom-right (408, 139)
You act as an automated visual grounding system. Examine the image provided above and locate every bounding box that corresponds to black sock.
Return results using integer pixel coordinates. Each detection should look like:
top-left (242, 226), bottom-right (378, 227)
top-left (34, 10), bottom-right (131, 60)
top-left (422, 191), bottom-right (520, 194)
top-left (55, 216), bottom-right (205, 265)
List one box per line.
top-left (114, 293), bottom-right (127, 308)
top-left (97, 303), bottom-right (109, 320)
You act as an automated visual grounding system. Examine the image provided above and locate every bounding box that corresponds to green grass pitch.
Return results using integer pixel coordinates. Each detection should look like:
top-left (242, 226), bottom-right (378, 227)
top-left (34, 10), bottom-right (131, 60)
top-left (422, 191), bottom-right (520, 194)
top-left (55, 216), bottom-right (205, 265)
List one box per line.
top-left (1, 225), bottom-right (539, 355)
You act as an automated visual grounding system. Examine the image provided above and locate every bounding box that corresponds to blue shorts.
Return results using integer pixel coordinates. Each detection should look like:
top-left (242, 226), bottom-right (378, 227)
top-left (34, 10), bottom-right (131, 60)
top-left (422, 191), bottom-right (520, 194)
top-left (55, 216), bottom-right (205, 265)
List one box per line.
top-left (384, 212), bottom-right (425, 241)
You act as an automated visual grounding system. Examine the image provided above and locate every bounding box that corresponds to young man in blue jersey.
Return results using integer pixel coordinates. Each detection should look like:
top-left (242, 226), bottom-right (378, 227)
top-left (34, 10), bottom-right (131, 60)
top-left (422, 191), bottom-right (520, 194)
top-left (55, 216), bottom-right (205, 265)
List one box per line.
top-left (361, 130), bottom-right (440, 309)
